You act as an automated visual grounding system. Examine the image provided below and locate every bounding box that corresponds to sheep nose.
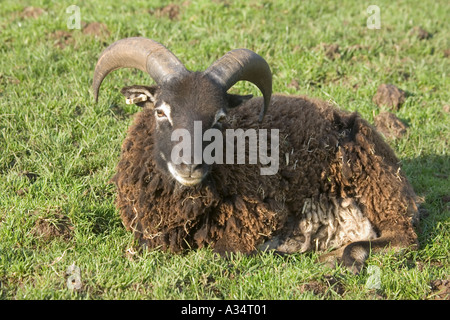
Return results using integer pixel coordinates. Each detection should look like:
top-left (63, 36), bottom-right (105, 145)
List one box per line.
top-left (179, 162), bottom-right (204, 178)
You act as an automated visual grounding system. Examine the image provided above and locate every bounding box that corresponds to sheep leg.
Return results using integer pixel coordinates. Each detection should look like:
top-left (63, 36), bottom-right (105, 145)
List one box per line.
top-left (317, 239), bottom-right (382, 273)
top-left (317, 245), bottom-right (346, 268)
top-left (341, 240), bottom-right (374, 274)
top-left (258, 235), bottom-right (304, 254)
top-left (336, 233), bottom-right (417, 274)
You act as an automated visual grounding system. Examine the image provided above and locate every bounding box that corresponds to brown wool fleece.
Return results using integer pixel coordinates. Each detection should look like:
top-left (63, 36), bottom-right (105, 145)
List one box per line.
top-left (112, 95), bottom-right (419, 255)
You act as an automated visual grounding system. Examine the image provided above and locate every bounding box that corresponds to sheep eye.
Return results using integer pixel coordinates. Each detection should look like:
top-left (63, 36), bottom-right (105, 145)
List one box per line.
top-left (155, 109), bottom-right (166, 118)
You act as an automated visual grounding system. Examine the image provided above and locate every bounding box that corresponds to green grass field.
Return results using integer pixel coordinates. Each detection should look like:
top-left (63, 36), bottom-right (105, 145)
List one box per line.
top-left (0, 0), bottom-right (449, 300)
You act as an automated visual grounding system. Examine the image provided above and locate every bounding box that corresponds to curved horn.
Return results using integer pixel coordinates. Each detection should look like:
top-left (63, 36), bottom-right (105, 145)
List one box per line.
top-left (205, 49), bottom-right (272, 122)
top-left (93, 37), bottom-right (188, 101)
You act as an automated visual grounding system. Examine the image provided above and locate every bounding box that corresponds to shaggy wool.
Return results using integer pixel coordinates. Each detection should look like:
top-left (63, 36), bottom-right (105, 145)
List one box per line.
top-left (112, 95), bottom-right (419, 256)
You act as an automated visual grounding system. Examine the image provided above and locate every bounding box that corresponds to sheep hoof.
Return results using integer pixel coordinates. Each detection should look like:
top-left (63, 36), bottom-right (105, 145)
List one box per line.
top-left (258, 236), bottom-right (304, 254)
top-left (318, 246), bottom-right (344, 269)
top-left (318, 241), bottom-right (369, 274)
top-left (342, 241), bottom-right (370, 274)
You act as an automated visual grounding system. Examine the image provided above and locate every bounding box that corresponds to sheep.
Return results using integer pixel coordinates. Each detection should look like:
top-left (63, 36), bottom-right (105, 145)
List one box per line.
top-left (93, 37), bottom-right (419, 273)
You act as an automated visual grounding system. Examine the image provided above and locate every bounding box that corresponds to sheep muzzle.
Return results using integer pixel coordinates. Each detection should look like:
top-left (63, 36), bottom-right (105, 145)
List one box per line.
top-left (167, 161), bottom-right (209, 186)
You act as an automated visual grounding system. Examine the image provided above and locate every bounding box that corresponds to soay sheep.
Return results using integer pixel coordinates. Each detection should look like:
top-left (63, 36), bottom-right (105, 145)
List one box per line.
top-left (93, 37), bottom-right (419, 272)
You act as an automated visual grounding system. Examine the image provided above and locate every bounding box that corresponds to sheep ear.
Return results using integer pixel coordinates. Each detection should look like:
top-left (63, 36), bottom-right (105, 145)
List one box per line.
top-left (120, 85), bottom-right (158, 108)
top-left (227, 94), bottom-right (253, 109)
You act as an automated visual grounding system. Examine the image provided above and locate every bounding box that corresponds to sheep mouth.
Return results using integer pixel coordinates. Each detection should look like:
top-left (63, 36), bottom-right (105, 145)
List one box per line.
top-left (167, 162), bottom-right (208, 187)
top-left (174, 176), bottom-right (204, 186)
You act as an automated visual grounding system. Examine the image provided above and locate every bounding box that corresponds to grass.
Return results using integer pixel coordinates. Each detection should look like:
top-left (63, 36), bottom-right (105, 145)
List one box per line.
top-left (0, 0), bottom-right (449, 300)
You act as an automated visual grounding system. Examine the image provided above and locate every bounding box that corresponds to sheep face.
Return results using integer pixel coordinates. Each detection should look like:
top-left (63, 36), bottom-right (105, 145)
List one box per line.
top-left (121, 72), bottom-right (252, 187)
top-left (94, 38), bottom-right (271, 186)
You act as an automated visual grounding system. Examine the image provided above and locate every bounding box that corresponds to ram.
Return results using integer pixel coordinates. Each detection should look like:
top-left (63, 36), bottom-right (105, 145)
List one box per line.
top-left (93, 37), bottom-right (419, 272)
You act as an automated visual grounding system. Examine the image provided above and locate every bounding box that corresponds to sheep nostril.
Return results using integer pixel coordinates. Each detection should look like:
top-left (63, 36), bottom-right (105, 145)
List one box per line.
top-left (177, 162), bottom-right (204, 177)
top-left (191, 164), bottom-right (203, 173)
top-left (189, 164), bottom-right (206, 179)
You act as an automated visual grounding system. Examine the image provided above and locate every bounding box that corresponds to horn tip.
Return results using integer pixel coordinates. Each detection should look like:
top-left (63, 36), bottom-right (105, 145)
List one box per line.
top-left (92, 86), bottom-right (98, 103)
top-left (258, 94), bottom-right (271, 122)
top-left (92, 84), bottom-right (99, 103)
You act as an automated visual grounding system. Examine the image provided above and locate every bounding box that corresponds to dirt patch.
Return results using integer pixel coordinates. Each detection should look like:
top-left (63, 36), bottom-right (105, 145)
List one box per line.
top-left (150, 4), bottom-right (181, 21)
top-left (374, 112), bottom-right (408, 139)
top-left (83, 22), bottom-right (110, 38)
top-left (298, 275), bottom-right (345, 297)
top-left (49, 30), bottom-right (73, 49)
top-left (430, 279), bottom-right (450, 300)
top-left (409, 26), bottom-right (432, 40)
top-left (372, 84), bottom-right (406, 110)
top-left (287, 79), bottom-right (300, 90)
top-left (0, 74), bottom-right (20, 86)
top-left (345, 44), bottom-right (369, 52)
top-left (31, 210), bottom-right (73, 242)
top-left (315, 43), bottom-right (340, 60)
top-left (21, 171), bottom-right (39, 183)
top-left (20, 7), bottom-right (45, 19)
top-left (298, 280), bottom-right (327, 295)
top-left (16, 188), bottom-right (28, 196)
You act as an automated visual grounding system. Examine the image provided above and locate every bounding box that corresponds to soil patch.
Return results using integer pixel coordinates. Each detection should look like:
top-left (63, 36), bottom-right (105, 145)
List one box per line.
top-left (31, 211), bottom-right (73, 242)
top-left (21, 171), bottom-right (39, 183)
top-left (0, 74), bottom-right (20, 85)
top-left (430, 279), bottom-right (450, 300)
top-left (315, 43), bottom-right (340, 60)
top-left (374, 112), bottom-right (408, 139)
top-left (16, 188), bottom-right (28, 196)
top-left (372, 84), bottom-right (406, 110)
top-left (150, 4), bottom-right (181, 21)
top-left (409, 26), bottom-right (432, 40)
top-left (287, 79), bottom-right (300, 90)
top-left (20, 7), bottom-right (45, 19)
top-left (83, 22), bottom-right (110, 38)
top-left (49, 30), bottom-right (73, 49)
top-left (298, 275), bottom-right (345, 297)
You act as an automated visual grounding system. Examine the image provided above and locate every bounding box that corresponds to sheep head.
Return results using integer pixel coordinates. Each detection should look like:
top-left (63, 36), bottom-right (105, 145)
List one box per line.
top-left (93, 37), bottom-right (272, 186)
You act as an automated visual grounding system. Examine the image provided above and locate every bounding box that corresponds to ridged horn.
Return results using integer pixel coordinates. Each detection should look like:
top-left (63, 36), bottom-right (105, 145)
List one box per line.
top-left (93, 37), bottom-right (188, 102)
top-left (205, 49), bottom-right (272, 122)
